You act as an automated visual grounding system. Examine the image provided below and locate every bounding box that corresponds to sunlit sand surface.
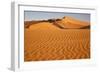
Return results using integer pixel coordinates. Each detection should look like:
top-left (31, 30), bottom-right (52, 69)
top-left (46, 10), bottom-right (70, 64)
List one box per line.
top-left (24, 16), bottom-right (90, 61)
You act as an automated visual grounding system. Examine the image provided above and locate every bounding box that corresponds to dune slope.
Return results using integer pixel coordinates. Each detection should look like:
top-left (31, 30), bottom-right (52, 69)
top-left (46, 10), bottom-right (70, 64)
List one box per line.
top-left (24, 16), bottom-right (90, 61)
top-left (55, 16), bottom-right (90, 29)
top-left (24, 29), bottom-right (90, 61)
top-left (29, 22), bottom-right (60, 30)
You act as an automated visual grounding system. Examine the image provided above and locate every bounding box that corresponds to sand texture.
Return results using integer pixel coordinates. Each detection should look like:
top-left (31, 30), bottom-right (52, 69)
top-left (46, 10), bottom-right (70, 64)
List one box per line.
top-left (24, 16), bottom-right (90, 61)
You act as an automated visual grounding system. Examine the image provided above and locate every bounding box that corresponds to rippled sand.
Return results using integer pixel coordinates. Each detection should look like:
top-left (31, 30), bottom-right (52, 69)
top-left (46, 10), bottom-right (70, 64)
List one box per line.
top-left (24, 28), bottom-right (90, 61)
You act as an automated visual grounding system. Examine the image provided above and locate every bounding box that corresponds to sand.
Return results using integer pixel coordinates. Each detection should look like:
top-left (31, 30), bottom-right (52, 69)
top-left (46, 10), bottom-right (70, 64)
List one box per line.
top-left (55, 16), bottom-right (90, 29)
top-left (24, 27), bottom-right (90, 61)
top-left (24, 16), bottom-right (90, 61)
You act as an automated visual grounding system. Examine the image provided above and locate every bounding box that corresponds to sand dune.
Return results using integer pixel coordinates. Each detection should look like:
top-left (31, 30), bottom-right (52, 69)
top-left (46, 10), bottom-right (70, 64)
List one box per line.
top-left (29, 22), bottom-right (60, 30)
top-left (24, 16), bottom-right (90, 61)
top-left (55, 16), bottom-right (90, 29)
top-left (24, 29), bottom-right (90, 61)
top-left (25, 16), bottom-right (90, 29)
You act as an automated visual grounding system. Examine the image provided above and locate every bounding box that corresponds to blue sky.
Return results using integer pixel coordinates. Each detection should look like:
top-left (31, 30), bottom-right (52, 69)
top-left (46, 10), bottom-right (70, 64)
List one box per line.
top-left (24, 11), bottom-right (90, 22)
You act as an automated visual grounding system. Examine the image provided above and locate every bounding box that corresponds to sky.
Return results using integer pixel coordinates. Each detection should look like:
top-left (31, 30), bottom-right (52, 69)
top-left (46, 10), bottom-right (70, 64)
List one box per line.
top-left (24, 11), bottom-right (90, 22)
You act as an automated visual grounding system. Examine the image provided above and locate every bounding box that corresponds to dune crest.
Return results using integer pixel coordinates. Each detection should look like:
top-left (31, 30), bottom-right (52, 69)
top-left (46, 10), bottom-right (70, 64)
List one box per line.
top-left (25, 16), bottom-right (90, 29)
top-left (54, 16), bottom-right (90, 29)
top-left (29, 22), bottom-right (60, 30)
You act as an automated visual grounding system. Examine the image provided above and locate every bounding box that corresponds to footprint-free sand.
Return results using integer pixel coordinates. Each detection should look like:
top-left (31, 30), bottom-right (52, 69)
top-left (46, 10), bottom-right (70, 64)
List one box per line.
top-left (24, 21), bottom-right (90, 61)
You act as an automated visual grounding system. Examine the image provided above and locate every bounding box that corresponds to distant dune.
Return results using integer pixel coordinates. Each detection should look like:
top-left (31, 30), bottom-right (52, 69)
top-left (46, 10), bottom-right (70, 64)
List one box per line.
top-left (29, 22), bottom-right (60, 30)
top-left (54, 16), bottom-right (90, 29)
top-left (80, 25), bottom-right (90, 29)
top-left (24, 16), bottom-right (90, 61)
top-left (24, 16), bottom-right (90, 29)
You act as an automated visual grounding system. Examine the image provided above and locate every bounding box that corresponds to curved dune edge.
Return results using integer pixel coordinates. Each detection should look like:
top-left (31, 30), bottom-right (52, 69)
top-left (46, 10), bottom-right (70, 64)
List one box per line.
top-left (24, 16), bottom-right (90, 29)
top-left (29, 22), bottom-right (60, 30)
top-left (55, 16), bottom-right (90, 29)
